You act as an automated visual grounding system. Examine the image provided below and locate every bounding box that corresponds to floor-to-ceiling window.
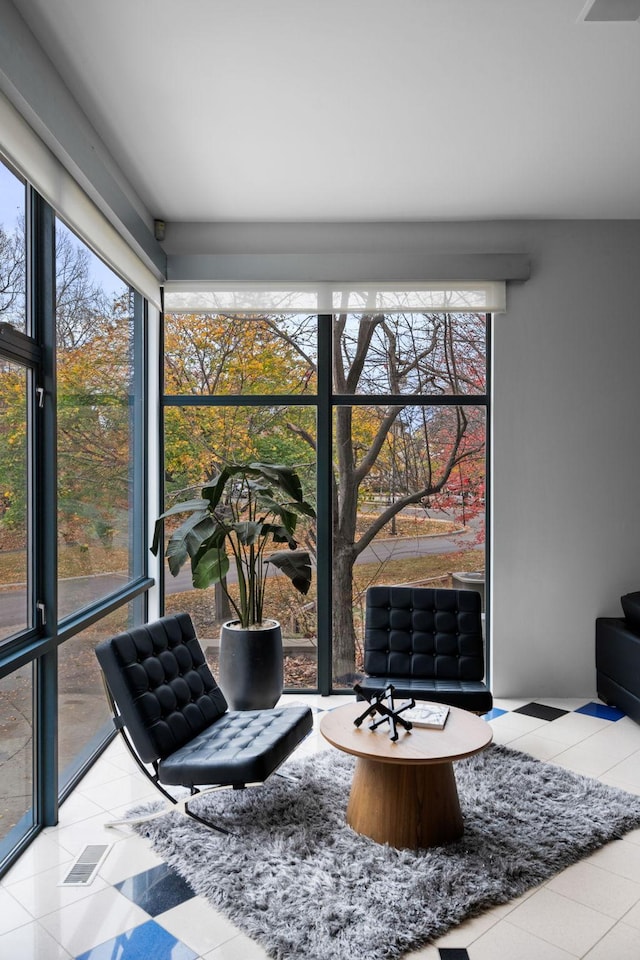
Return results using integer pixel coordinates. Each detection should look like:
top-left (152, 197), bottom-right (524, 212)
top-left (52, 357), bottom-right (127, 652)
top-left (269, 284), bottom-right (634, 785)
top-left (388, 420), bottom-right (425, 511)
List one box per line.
top-left (331, 306), bottom-right (487, 685)
top-left (162, 309), bottom-right (319, 687)
top-left (161, 286), bottom-right (490, 694)
top-left (0, 156), bottom-right (151, 874)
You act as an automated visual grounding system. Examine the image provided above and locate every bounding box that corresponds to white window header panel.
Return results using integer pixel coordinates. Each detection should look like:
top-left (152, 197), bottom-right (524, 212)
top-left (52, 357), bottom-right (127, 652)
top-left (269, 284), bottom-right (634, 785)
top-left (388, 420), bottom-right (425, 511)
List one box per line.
top-left (164, 281), bottom-right (506, 315)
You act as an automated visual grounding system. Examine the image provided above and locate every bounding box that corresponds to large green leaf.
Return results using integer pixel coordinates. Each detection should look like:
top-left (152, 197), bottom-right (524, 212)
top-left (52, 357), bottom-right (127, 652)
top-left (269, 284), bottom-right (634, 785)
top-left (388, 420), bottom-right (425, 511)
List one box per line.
top-left (267, 549), bottom-right (313, 595)
top-left (261, 522), bottom-right (297, 547)
top-left (292, 499), bottom-right (316, 519)
top-left (246, 478), bottom-right (274, 500)
top-left (191, 547), bottom-right (230, 589)
top-left (165, 512), bottom-right (217, 576)
top-left (201, 466), bottom-right (233, 511)
top-left (150, 498), bottom-right (211, 556)
top-left (233, 520), bottom-right (263, 545)
top-left (257, 498), bottom-right (298, 535)
top-left (248, 462), bottom-right (304, 503)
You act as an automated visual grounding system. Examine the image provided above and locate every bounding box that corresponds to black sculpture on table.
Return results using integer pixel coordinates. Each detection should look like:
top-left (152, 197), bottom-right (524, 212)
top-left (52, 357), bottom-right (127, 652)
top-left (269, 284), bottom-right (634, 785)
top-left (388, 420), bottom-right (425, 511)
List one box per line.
top-left (352, 682), bottom-right (415, 742)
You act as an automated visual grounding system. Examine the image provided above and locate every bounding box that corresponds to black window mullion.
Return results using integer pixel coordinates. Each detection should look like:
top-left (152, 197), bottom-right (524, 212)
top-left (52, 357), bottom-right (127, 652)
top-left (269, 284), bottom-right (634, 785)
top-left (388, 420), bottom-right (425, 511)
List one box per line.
top-left (484, 314), bottom-right (492, 687)
top-left (131, 293), bottom-right (147, 580)
top-left (31, 190), bottom-right (58, 827)
top-left (332, 393), bottom-right (488, 406)
top-left (316, 315), bottom-right (332, 694)
top-left (162, 393), bottom-right (317, 407)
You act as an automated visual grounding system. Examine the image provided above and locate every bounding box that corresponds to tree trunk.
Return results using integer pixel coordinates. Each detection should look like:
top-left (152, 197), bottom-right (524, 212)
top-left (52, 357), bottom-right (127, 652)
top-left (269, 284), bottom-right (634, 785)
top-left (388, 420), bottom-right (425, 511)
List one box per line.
top-left (332, 540), bottom-right (359, 683)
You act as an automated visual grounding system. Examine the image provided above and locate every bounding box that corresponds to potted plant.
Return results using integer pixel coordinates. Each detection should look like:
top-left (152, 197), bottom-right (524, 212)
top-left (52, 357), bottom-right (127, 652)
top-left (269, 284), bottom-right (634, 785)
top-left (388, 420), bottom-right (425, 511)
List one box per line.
top-left (151, 461), bottom-right (316, 709)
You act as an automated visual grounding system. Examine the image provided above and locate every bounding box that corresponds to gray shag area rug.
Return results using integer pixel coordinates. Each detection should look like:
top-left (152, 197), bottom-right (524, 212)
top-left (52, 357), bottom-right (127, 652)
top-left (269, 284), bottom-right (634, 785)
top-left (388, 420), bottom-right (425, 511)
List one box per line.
top-left (131, 745), bottom-right (640, 960)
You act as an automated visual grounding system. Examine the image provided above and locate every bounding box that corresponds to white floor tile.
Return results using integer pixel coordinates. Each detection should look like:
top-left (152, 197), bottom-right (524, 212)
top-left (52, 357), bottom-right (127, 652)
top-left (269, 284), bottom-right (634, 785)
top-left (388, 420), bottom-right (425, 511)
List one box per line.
top-left (49, 810), bottom-right (142, 856)
top-left (491, 698), bottom-right (531, 711)
top-left (582, 922), bottom-right (640, 960)
top-left (0, 884), bottom-right (38, 934)
top-left (1, 832), bottom-right (74, 885)
top-left (5, 859), bottom-right (110, 919)
top-left (626, 827), bottom-right (640, 846)
top-left (432, 908), bottom-right (501, 947)
top-left (598, 773), bottom-right (640, 796)
top-left (537, 698), bottom-right (592, 711)
top-left (605, 749), bottom-right (640, 790)
top-left (55, 790), bottom-right (106, 826)
top-left (402, 945), bottom-right (440, 959)
top-left (74, 756), bottom-right (129, 790)
top-left (468, 918), bottom-right (579, 959)
top-left (97, 832), bottom-right (165, 884)
top-left (506, 732), bottom-right (568, 762)
top-left (0, 920), bottom-right (73, 959)
top-left (546, 859), bottom-right (640, 919)
top-left (622, 898), bottom-right (640, 930)
top-left (487, 711), bottom-right (550, 743)
top-left (532, 712), bottom-right (610, 746)
top-left (80, 770), bottom-right (161, 812)
top-left (202, 930), bottom-right (270, 959)
top-left (588, 838), bottom-right (640, 884)
top-left (158, 895), bottom-right (241, 955)
top-left (37, 886), bottom-right (150, 956)
top-left (551, 742), bottom-right (618, 778)
top-left (505, 887), bottom-right (615, 956)
top-left (587, 718), bottom-right (640, 756)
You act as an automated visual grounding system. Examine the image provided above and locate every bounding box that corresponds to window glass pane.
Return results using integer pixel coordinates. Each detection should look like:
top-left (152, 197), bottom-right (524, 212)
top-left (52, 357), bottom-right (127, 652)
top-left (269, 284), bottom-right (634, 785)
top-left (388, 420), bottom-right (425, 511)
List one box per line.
top-left (55, 219), bottom-right (138, 619)
top-left (332, 404), bottom-right (485, 687)
top-left (0, 160), bottom-right (26, 333)
top-left (163, 406), bottom-right (317, 689)
top-left (0, 360), bottom-right (30, 642)
top-left (333, 312), bottom-right (486, 395)
top-left (58, 599), bottom-right (144, 792)
top-left (164, 313), bottom-right (317, 396)
top-left (0, 663), bottom-right (33, 859)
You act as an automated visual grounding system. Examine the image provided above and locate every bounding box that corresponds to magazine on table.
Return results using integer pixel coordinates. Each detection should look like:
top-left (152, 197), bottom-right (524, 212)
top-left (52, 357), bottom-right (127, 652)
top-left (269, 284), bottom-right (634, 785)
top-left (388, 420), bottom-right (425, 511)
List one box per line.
top-left (403, 703), bottom-right (450, 729)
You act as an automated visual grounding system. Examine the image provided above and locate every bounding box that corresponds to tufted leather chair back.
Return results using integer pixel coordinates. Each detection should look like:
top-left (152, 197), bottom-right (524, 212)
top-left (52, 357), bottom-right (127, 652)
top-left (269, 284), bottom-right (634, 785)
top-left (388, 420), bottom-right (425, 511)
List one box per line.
top-left (364, 585), bottom-right (485, 682)
top-left (95, 613), bottom-right (227, 764)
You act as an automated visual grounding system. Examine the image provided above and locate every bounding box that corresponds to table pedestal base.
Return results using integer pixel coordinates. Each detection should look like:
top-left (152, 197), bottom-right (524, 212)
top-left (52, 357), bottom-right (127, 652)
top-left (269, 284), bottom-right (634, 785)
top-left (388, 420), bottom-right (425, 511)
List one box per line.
top-left (347, 756), bottom-right (464, 850)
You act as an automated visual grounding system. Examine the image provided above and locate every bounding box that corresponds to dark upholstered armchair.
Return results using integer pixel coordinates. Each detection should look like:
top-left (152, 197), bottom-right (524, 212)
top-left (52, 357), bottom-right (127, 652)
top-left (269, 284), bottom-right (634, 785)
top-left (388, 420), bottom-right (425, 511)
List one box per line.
top-left (95, 613), bottom-right (313, 831)
top-left (596, 591), bottom-right (640, 726)
top-left (357, 586), bottom-right (492, 714)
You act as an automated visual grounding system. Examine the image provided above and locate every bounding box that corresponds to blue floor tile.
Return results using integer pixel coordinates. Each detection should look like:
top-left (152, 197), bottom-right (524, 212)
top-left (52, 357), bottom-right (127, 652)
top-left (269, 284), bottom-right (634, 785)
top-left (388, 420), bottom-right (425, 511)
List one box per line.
top-left (115, 863), bottom-right (195, 916)
top-left (575, 701), bottom-right (625, 721)
top-left (75, 919), bottom-right (197, 960)
top-left (483, 706), bottom-right (507, 720)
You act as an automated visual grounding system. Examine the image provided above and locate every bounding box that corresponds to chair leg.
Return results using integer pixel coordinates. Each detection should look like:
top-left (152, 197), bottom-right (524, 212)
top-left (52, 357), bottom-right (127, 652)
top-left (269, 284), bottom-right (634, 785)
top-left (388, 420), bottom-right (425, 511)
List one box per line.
top-left (105, 785), bottom-right (237, 835)
top-left (184, 798), bottom-right (234, 835)
top-left (275, 769), bottom-right (301, 784)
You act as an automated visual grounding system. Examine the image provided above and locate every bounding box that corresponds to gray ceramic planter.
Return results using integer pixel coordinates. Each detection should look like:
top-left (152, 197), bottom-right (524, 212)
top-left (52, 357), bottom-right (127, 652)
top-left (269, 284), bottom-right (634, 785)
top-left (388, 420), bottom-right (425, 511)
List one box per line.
top-left (219, 619), bottom-right (283, 710)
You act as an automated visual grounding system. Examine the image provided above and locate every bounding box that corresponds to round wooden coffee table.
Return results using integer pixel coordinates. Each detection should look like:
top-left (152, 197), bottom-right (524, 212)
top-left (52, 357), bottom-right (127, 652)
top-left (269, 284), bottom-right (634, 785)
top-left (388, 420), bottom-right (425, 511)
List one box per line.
top-left (320, 701), bottom-right (492, 850)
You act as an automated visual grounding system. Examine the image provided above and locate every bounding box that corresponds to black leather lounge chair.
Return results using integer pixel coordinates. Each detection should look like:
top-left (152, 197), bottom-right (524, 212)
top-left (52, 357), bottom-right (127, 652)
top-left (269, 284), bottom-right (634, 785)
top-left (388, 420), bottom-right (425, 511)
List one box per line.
top-left (95, 613), bottom-right (313, 831)
top-left (357, 585), bottom-right (493, 714)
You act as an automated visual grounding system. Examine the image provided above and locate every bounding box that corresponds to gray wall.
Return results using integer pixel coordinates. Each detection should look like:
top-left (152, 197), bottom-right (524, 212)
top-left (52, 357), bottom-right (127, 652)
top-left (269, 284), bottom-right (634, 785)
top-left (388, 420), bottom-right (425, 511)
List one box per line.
top-left (491, 221), bottom-right (640, 697)
top-left (165, 219), bottom-right (640, 698)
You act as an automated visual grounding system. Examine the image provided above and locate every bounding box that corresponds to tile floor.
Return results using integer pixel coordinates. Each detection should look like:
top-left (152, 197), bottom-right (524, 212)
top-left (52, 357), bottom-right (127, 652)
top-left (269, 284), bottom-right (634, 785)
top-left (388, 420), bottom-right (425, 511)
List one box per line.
top-left (1, 695), bottom-right (640, 960)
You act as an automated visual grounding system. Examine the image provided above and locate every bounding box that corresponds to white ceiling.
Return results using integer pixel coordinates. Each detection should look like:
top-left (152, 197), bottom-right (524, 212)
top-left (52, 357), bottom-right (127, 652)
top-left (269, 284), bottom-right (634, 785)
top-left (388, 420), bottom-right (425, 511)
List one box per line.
top-left (13, 0), bottom-right (640, 223)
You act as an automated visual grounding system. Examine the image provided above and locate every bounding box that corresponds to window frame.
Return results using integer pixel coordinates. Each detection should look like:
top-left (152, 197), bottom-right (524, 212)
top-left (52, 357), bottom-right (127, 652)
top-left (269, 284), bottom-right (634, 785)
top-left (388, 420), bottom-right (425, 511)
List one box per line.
top-left (0, 173), bottom-right (153, 877)
top-left (160, 307), bottom-right (491, 696)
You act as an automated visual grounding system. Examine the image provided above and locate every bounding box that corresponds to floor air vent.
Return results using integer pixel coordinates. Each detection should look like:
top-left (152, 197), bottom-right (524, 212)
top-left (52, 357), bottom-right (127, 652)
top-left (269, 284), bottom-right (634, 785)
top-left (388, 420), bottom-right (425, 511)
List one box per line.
top-left (59, 844), bottom-right (112, 886)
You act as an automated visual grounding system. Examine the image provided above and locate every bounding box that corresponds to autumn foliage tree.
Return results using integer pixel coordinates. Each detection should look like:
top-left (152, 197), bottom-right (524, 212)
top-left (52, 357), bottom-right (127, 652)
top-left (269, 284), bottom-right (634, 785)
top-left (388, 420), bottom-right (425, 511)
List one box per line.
top-left (0, 216), bottom-right (135, 556)
top-left (329, 311), bottom-right (486, 679)
top-left (163, 313), bottom-right (316, 494)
